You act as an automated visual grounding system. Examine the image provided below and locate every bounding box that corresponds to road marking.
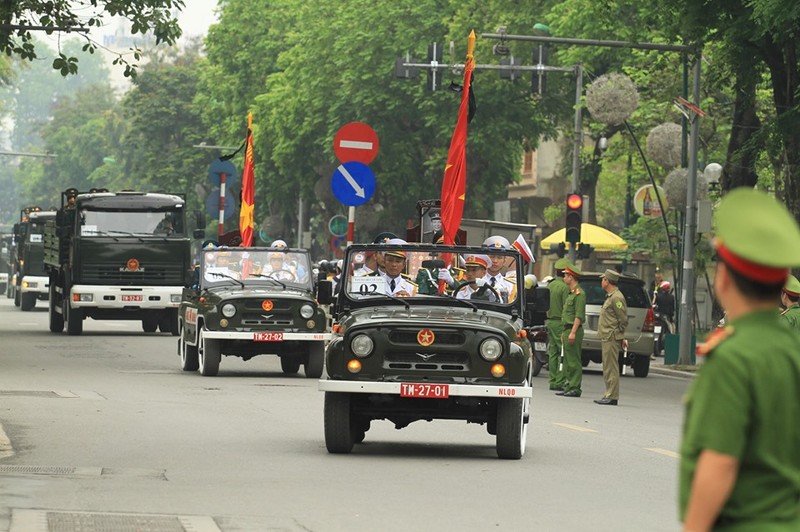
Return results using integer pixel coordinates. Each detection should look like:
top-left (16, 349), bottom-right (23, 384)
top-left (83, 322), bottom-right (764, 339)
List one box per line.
top-left (10, 509), bottom-right (222, 532)
top-left (645, 447), bottom-right (679, 459)
top-left (0, 423), bottom-right (14, 460)
top-left (553, 422), bottom-right (597, 433)
top-left (339, 139), bottom-right (373, 150)
top-left (52, 390), bottom-right (106, 400)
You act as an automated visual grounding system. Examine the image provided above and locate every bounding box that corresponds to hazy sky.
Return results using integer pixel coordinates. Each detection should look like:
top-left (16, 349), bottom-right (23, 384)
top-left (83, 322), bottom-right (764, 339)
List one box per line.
top-left (174, 0), bottom-right (220, 42)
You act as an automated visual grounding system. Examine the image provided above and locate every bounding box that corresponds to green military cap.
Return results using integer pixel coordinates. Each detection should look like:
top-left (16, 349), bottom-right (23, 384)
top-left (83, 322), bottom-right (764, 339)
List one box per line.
top-left (784, 275), bottom-right (800, 297)
top-left (564, 262), bottom-right (582, 278)
top-left (554, 257), bottom-right (570, 270)
top-left (601, 268), bottom-right (620, 283)
top-left (715, 188), bottom-right (800, 283)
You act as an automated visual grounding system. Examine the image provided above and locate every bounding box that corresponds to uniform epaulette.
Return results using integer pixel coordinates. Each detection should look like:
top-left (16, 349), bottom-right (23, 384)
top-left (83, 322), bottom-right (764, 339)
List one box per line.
top-left (367, 271), bottom-right (380, 277)
top-left (452, 267), bottom-right (465, 274)
top-left (573, 288), bottom-right (581, 295)
top-left (696, 325), bottom-right (735, 357)
top-left (401, 272), bottom-right (413, 280)
top-left (406, 278), bottom-right (418, 287)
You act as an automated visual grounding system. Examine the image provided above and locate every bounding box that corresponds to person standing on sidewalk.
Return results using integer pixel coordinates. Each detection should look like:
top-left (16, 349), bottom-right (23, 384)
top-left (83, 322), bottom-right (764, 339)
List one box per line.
top-left (594, 269), bottom-right (628, 406)
top-left (555, 262), bottom-right (585, 398)
top-left (779, 274), bottom-right (800, 330)
top-left (546, 258), bottom-right (570, 391)
top-left (680, 188), bottom-right (800, 531)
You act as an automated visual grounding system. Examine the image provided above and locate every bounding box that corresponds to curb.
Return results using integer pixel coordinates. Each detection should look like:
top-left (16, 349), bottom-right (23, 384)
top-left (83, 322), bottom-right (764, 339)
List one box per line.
top-left (650, 364), bottom-right (697, 379)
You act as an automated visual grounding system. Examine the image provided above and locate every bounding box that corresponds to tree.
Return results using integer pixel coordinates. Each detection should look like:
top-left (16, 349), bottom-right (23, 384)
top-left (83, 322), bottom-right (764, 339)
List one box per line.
top-left (0, 0), bottom-right (184, 77)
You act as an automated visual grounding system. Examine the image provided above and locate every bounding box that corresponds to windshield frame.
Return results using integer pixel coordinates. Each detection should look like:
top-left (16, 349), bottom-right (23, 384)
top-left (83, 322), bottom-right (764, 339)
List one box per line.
top-left (199, 247), bottom-right (313, 291)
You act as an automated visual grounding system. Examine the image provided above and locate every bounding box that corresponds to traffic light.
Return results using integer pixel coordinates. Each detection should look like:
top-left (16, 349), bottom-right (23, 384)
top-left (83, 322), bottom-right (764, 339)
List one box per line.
top-left (565, 193), bottom-right (583, 243)
top-left (577, 243), bottom-right (594, 259)
top-left (549, 242), bottom-right (566, 258)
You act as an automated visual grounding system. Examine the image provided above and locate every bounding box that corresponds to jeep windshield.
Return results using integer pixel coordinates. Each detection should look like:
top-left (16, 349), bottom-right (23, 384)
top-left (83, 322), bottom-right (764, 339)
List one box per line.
top-left (341, 244), bottom-right (523, 308)
top-left (200, 248), bottom-right (312, 289)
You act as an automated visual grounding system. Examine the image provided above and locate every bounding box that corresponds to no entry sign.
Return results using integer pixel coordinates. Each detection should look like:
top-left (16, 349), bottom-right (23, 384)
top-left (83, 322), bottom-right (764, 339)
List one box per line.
top-left (333, 122), bottom-right (379, 164)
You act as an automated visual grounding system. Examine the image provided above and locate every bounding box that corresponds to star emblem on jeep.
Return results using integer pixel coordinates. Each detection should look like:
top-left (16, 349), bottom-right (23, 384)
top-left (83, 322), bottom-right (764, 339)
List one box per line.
top-left (261, 300), bottom-right (273, 311)
top-left (416, 328), bottom-right (435, 346)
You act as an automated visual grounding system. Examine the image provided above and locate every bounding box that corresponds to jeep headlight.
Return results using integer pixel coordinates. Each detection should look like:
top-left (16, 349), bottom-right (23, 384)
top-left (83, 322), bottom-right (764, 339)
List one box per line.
top-left (299, 303), bottom-right (315, 319)
top-left (221, 303), bottom-right (237, 318)
top-left (350, 334), bottom-right (374, 357)
top-left (479, 338), bottom-right (503, 361)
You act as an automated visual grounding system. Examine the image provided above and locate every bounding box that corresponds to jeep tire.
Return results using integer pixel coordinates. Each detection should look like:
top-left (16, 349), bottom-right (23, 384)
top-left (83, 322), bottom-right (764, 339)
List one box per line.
top-left (179, 325), bottom-right (199, 371)
top-left (324, 392), bottom-right (354, 454)
top-left (496, 395), bottom-right (528, 460)
top-left (198, 329), bottom-right (221, 376)
top-left (280, 355), bottom-right (301, 375)
top-left (304, 342), bottom-right (324, 379)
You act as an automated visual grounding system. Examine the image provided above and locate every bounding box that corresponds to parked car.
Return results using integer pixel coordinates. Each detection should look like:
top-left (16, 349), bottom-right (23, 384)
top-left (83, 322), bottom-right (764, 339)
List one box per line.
top-left (578, 271), bottom-right (655, 377)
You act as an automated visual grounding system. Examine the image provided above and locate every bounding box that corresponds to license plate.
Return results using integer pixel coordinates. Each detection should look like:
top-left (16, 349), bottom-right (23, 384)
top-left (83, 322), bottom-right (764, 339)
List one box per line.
top-left (654, 326), bottom-right (662, 334)
top-left (253, 332), bottom-right (284, 342)
top-left (400, 383), bottom-right (449, 399)
top-left (121, 294), bottom-right (143, 302)
top-left (534, 342), bottom-right (546, 351)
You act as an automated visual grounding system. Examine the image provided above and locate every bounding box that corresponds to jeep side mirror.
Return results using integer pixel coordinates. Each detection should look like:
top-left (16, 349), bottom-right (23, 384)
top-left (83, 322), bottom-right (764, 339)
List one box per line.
top-left (524, 286), bottom-right (550, 326)
top-left (193, 229), bottom-right (206, 240)
top-left (317, 279), bottom-right (334, 305)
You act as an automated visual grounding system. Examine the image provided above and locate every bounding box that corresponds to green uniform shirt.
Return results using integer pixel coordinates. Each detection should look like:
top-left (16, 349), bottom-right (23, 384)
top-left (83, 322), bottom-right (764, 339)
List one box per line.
top-left (598, 287), bottom-right (628, 341)
top-left (680, 310), bottom-right (800, 528)
top-left (561, 284), bottom-right (585, 327)
top-left (779, 303), bottom-right (800, 330)
top-left (547, 277), bottom-right (569, 320)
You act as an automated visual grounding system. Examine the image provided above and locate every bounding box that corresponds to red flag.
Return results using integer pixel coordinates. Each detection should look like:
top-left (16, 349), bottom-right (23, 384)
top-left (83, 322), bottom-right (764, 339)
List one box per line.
top-left (440, 30), bottom-right (475, 245)
top-left (239, 112), bottom-right (255, 247)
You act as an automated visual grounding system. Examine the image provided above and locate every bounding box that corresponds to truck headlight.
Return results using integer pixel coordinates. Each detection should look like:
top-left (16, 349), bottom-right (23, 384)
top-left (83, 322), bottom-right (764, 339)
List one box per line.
top-left (170, 294), bottom-right (182, 303)
top-left (221, 303), bottom-right (236, 318)
top-left (480, 338), bottom-right (503, 361)
top-left (299, 304), bottom-right (315, 319)
top-left (350, 334), bottom-right (374, 357)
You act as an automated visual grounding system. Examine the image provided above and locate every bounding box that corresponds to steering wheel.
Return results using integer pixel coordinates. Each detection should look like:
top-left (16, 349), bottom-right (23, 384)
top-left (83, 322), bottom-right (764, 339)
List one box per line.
top-left (269, 269), bottom-right (297, 282)
top-left (453, 280), bottom-right (501, 301)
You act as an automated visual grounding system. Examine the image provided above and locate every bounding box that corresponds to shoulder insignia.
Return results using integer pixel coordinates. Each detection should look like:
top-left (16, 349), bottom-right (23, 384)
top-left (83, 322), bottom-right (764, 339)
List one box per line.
top-left (780, 308), bottom-right (789, 316)
top-left (367, 271), bottom-right (380, 277)
top-left (401, 273), bottom-right (412, 280)
top-left (573, 288), bottom-right (581, 295)
top-left (696, 325), bottom-right (735, 357)
top-left (452, 267), bottom-right (465, 274)
top-left (406, 279), bottom-right (418, 287)
top-left (615, 300), bottom-right (623, 309)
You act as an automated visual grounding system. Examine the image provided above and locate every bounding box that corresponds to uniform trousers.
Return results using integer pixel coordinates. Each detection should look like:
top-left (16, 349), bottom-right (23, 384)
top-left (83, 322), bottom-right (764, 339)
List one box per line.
top-left (561, 326), bottom-right (583, 394)
top-left (546, 319), bottom-right (565, 388)
top-left (601, 338), bottom-right (620, 400)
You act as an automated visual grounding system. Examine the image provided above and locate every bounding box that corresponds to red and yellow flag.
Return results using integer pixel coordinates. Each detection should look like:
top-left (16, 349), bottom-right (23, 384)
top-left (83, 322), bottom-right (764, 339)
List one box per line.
top-left (440, 30), bottom-right (475, 245)
top-left (239, 112), bottom-right (255, 247)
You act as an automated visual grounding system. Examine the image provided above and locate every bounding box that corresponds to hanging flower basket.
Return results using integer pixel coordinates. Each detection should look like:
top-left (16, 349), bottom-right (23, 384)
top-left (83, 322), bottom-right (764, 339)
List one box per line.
top-left (585, 73), bottom-right (639, 125)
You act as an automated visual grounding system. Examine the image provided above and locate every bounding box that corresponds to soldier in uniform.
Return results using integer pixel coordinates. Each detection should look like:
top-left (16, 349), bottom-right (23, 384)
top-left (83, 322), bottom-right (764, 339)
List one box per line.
top-left (595, 269), bottom-right (628, 406)
top-left (680, 188), bottom-right (800, 531)
top-left (378, 238), bottom-right (417, 297)
top-left (779, 274), bottom-right (800, 330)
top-left (454, 254), bottom-right (497, 301)
top-left (546, 258), bottom-right (570, 391)
top-left (482, 236), bottom-right (515, 302)
top-left (555, 262), bottom-right (585, 398)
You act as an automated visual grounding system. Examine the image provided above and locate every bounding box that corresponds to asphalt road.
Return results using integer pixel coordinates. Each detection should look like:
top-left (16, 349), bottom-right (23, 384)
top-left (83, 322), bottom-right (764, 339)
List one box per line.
top-left (0, 297), bottom-right (691, 531)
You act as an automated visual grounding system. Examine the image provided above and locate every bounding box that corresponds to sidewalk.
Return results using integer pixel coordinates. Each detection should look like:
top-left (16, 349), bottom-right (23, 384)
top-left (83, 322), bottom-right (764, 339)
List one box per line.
top-left (650, 362), bottom-right (699, 379)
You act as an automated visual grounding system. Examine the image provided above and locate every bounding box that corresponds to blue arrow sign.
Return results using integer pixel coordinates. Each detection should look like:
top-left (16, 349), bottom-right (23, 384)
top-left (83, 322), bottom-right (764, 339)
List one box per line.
top-left (331, 161), bottom-right (376, 207)
top-left (209, 159), bottom-right (239, 187)
top-left (205, 188), bottom-right (236, 221)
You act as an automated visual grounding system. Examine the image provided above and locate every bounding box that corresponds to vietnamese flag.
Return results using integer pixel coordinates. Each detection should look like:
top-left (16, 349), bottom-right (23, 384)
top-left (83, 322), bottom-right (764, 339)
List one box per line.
top-left (440, 30), bottom-right (475, 245)
top-left (239, 112), bottom-right (255, 247)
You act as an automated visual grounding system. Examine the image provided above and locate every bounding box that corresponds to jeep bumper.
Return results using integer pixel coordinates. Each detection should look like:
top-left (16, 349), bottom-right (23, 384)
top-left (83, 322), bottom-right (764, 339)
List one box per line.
top-left (319, 379), bottom-right (532, 398)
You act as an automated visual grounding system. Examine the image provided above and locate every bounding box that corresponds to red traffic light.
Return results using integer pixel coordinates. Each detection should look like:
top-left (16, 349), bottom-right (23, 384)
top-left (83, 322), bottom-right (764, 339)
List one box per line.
top-left (566, 194), bottom-right (583, 210)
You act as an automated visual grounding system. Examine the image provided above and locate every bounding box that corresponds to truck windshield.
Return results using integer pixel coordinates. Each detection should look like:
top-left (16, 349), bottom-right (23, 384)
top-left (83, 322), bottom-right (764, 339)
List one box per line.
top-left (80, 210), bottom-right (185, 237)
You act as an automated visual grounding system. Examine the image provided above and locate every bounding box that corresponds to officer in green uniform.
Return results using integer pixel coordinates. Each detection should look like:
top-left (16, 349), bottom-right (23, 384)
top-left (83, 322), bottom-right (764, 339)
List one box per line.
top-left (555, 262), bottom-right (585, 397)
top-left (779, 274), bottom-right (800, 330)
top-left (680, 188), bottom-right (800, 531)
top-left (595, 269), bottom-right (628, 406)
top-left (546, 258), bottom-right (570, 390)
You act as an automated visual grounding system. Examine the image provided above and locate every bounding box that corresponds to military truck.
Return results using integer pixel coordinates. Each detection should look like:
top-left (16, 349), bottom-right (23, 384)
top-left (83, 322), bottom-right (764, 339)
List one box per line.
top-left (11, 208), bottom-right (57, 310)
top-left (0, 231), bottom-right (13, 296)
top-left (317, 242), bottom-right (549, 459)
top-left (44, 188), bottom-right (197, 335)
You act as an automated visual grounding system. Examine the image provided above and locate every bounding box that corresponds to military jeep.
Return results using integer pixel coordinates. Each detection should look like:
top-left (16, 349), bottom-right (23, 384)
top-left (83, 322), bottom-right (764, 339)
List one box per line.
top-left (318, 242), bottom-right (548, 459)
top-left (178, 247), bottom-right (331, 377)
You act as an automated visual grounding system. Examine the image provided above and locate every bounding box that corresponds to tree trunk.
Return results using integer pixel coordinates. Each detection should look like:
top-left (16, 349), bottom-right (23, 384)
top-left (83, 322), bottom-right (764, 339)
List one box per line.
top-left (721, 55), bottom-right (761, 191)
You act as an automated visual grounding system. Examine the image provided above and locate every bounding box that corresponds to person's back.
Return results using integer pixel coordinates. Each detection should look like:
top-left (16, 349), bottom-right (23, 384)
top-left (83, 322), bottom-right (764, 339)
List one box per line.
top-left (681, 310), bottom-right (800, 526)
top-left (655, 290), bottom-right (675, 322)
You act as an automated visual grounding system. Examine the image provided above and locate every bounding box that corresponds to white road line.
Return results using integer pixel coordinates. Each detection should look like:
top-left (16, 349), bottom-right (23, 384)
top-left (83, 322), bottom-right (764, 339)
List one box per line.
top-left (553, 422), bottom-right (597, 433)
top-left (339, 139), bottom-right (373, 150)
top-left (645, 447), bottom-right (679, 459)
top-left (0, 422), bottom-right (14, 460)
top-left (10, 510), bottom-right (222, 532)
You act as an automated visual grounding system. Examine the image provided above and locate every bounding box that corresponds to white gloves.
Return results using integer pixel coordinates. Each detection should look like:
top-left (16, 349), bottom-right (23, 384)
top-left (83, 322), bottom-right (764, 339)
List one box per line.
top-left (474, 277), bottom-right (486, 287)
top-left (437, 268), bottom-right (455, 285)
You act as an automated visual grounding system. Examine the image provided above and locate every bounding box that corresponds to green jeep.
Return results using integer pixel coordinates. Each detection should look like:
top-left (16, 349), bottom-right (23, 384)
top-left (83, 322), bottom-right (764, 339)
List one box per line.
top-left (318, 242), bottom-right (549, 459)
top-left (178, 247), bottom-right (331, 377)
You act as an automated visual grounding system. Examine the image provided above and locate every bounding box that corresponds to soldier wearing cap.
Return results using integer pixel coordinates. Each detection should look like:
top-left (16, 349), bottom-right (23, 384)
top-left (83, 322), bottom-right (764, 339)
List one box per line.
top-left (377, 238), bottom-right (417, 297)
top-left (594, 269), bottom-right (628, 406)
top-left (482, 236), bottom-right (516, 303)
top-left (555, 262), bottom-right (585, 397)
top-left (779, 274), bottom-right (800, 330)
top-left (546, 258), bottom-right (570, 391)
top-left (680, 188), bottom-right (800, 531)
top-left (455, 254), bottom-right (496, 301)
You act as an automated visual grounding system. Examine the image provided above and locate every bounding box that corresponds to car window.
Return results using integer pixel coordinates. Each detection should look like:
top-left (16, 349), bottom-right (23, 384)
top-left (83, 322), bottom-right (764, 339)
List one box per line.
top-left (581, 278), bottom-right (649, 308)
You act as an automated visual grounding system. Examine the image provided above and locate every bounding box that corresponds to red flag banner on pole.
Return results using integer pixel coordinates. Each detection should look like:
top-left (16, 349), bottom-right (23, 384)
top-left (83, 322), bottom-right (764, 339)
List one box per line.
top-left (440, 30), bottom-right (475, 245)
top-left (239, 112), bottom-right (255, 247)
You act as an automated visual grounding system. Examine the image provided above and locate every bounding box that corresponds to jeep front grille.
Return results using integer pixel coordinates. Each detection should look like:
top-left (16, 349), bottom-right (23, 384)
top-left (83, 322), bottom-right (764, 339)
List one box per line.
top-left (388, 330), bottom-right (466, 345)
top-left (384, 351), bottom-right (469, 372)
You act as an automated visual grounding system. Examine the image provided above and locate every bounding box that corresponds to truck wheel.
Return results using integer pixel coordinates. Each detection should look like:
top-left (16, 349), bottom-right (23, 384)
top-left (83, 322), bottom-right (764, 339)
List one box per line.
top-left (159, 310), bottom-right (179, 336)
top-left (198, 330), bottom-right (221, 376)
top-left (304, 342), bottom-right (324, 378)
top-left (496, 385), bottom-right (528, 460)
top-left (280, 356), bottom-right (301, 375)
top-left (179, 325), bottom-right (199, 372)
top-left (324, 392), bottom-right (354, 454)
top-left (632, 354), bottom-right (650, 378)
top-left (48, 285), bottom-right (64, 333)
top-left (66, 304), bottom-right (83, 336)
top-left (142, 315), bottom-right (159, 333)
top-left (14, 288), bottom-right (20, 307)
top-left (20, 292), bottom-right (36, 311)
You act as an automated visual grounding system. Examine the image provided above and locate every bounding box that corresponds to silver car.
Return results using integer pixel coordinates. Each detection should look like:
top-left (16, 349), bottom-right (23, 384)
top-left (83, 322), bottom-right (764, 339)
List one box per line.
top-left (578, 272), bottom-right (655, 377)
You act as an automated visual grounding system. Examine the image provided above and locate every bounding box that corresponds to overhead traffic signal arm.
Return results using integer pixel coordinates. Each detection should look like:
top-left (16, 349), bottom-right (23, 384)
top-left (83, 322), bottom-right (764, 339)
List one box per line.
top-left (565, 193), bottom-right (583, 244)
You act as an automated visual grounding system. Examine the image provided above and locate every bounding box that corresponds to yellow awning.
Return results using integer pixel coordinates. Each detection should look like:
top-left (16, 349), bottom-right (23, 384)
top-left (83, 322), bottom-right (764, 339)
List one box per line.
top-left (540, 223), bottom-right (628, 251)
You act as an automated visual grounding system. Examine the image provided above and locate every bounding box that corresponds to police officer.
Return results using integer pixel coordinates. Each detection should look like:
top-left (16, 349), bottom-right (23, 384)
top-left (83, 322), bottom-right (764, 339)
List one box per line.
top-left (594, 269), bottom-right (628, 406)
top-left (482, 235), bottom-right (515, 302)
top-left (779, 274), bottom-right (800, 330)
top-left (680, 188), bottom-right (800, 531)
top-left (555, 262), bottom-right (585, 398)
top-left (546, 258), bottom-right (570, 391)
top-left (455, 254), bottom-right (495, 300)
top-left (378, 238), bottom-right (417, 297)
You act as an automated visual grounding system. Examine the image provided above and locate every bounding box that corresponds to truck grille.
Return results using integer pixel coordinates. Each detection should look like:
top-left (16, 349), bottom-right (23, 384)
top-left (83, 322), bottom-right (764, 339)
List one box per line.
top-left (80, 262), bottom-right (184, 285)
